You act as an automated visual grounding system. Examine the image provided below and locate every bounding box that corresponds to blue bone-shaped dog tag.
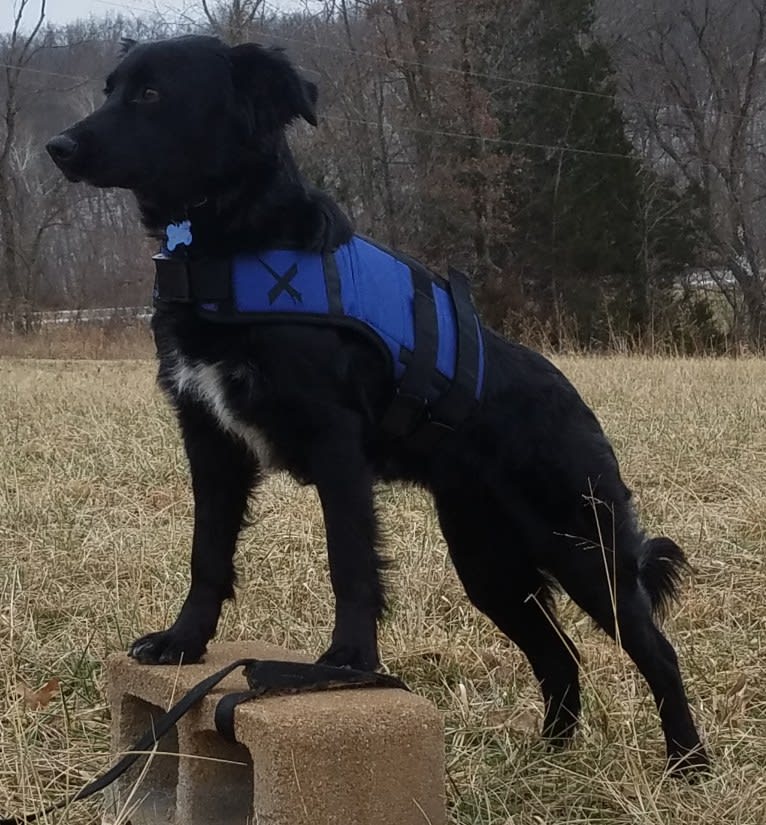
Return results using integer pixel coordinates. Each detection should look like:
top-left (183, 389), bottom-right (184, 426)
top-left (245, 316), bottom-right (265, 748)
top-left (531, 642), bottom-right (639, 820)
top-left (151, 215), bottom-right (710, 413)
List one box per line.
top-left (166, 220), bottom-right (193, 251)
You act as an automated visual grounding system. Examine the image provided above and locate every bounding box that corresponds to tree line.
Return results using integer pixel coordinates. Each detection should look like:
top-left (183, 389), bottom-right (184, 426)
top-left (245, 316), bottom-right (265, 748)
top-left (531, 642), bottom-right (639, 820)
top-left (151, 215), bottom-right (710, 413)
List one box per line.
top-left (1, 0), bottom-right (765, 351)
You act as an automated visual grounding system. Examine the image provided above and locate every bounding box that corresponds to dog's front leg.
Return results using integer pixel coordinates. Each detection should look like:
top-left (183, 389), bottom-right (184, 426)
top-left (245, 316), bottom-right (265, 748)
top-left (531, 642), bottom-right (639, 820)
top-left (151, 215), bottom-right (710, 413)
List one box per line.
top-left (130, 399), bottom-right (258, 665)
top-left (312, 436), bottom-right (384, 672)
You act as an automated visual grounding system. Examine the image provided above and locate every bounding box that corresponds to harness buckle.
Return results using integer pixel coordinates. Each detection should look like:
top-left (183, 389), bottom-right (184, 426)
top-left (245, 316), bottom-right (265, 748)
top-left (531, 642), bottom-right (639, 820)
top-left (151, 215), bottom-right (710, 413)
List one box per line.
top-left (153, 254), bottom-right (192, 303)
top-left (380, 390), bottom-right (456, 450)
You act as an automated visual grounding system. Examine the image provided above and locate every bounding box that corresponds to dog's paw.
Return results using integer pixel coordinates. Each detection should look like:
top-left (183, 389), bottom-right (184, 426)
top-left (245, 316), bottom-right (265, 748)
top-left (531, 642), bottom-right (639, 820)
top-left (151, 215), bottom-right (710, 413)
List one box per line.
top-left (128, 630), bottom-right (206, 665)
top-left (667, 745), bottom-right (711, 781)
top-left (317, 642), bottom-right (380, 672)
top-left (542, 719), bottom-right (579, 750)
top-left (541, 697), bottom-right (581, 749)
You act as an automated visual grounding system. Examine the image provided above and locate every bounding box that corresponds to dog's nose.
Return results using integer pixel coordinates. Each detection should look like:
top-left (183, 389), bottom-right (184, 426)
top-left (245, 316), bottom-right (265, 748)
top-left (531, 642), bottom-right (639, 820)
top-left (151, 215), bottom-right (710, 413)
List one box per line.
top-left (46, 134), bottom-right (78, 164)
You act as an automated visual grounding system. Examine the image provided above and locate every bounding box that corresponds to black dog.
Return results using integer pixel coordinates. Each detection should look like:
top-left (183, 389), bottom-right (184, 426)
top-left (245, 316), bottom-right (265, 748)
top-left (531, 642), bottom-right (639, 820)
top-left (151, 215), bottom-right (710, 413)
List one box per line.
top-left (46, 35), bottom-right (707, 774)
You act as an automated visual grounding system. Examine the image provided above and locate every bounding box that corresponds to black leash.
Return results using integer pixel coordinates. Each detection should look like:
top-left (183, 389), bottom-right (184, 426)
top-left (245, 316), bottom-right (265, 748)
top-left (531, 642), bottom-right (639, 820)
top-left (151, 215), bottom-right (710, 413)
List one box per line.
top-left (1, 659), bottom-right (408, 825)
top-left (214, 659), bottom-right (407, 742)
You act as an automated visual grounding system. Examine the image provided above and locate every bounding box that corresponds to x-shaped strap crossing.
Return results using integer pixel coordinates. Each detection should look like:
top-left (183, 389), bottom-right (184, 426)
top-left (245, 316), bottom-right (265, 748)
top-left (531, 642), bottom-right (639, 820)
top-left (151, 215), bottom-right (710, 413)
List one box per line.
top-left (259, 258), bottom-right (302, 305)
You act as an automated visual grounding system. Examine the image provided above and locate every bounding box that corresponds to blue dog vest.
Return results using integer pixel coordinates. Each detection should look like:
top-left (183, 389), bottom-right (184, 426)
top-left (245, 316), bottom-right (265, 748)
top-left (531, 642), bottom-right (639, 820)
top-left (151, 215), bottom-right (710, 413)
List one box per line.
top-left (153, 235), bottom-right (485, 448)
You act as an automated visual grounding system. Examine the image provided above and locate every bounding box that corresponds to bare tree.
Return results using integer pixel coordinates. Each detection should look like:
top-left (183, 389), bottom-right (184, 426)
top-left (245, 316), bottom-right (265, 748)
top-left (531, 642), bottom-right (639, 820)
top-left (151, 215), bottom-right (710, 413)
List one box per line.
top-left (201, 0), bottom-right (268, 42)
top-left (0, 0), bottom-right (48, 311)
top-left (612, 0), bottom-right (766, 345)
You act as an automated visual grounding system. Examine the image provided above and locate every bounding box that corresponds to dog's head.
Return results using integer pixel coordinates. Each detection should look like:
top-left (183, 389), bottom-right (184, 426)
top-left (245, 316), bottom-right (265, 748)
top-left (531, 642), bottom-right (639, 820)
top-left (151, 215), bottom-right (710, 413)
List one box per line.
top-left (46, 35), bottom-right (318, 204)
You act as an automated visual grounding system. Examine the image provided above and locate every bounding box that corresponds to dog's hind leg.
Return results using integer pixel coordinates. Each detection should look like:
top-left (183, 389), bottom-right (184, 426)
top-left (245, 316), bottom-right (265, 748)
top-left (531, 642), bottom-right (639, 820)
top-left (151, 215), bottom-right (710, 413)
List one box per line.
top-left (130, 398), bottom-right (258, 665)
top-left (434, 490), bottom-right (581, 745)
top-left (310, 424), bottom-right (385, 672)
top-left (548, 516), bottom-right (708, 775)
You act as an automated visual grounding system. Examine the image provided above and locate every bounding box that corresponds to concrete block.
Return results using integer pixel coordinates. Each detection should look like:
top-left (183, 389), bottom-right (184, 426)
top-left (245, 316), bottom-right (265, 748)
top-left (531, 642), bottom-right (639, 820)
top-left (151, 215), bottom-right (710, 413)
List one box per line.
top-left (106, 641), bottom-right (445, 825)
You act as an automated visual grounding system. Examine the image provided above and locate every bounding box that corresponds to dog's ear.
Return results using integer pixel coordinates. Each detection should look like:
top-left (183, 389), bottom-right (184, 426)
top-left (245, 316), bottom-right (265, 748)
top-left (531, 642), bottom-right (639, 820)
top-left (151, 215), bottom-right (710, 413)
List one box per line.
top-left (229, 43), bottom-right (318, 129)
top-left (119, 37), bottom-right (138, 56)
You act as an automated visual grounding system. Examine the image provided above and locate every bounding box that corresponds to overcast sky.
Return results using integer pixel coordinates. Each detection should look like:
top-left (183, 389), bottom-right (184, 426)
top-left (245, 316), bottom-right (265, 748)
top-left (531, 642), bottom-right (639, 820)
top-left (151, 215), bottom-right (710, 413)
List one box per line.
top-left (1, 0), bottom-right (314, 34)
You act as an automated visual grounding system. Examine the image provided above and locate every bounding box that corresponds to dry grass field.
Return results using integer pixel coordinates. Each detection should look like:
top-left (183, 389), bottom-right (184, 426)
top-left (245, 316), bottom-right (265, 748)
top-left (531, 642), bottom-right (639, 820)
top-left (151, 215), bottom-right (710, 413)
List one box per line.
top-left (1, 352), bottom-right (765, 824)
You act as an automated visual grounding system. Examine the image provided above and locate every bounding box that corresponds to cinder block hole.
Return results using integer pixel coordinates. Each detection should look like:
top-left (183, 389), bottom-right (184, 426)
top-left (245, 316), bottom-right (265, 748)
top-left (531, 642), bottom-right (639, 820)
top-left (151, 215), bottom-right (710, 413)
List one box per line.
top-left (179, 731), bottom-right (254, 825)
top-left (112, 695), bottom-right (180, 824)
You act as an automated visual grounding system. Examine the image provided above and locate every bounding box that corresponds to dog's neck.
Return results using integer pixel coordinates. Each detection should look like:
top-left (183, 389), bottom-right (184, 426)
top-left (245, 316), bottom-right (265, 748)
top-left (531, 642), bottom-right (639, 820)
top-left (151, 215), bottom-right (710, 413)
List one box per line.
top-left (136, 142), bottom-right (353, 257)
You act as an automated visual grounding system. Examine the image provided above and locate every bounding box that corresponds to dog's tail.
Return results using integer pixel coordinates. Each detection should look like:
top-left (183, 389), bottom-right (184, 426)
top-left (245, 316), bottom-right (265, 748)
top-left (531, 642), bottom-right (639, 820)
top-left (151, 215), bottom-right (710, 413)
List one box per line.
top-left (638, 536), bottom-right (689, 620)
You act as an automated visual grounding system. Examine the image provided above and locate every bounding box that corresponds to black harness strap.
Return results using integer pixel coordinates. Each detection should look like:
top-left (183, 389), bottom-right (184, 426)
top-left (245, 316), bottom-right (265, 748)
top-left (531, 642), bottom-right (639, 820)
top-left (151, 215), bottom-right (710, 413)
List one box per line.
top-left (153, 255), bottom-right (231, 304)
top-left (190, 259), bottom-right (232, 303)
top-left (429, 268), bottom-right (482, 428)
top-left (379, 266), bottom-right (482, 451)
top-left (380, 265), bottom-right (439, 440)
top-left (153, 255), bottom-right (191, 302)
top-left (322, 251), bottom-right (344, 315)
top-left (0, 660), bottom-right (408, 825)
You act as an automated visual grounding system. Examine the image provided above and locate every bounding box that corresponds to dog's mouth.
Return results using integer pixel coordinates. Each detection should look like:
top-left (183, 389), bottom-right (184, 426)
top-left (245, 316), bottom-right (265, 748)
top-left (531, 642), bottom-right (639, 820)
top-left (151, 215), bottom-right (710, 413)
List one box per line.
top-left (45, 134), bottom-right (115, 187)
top-left (59, 169), bottom-right (83, 183)
top-left (50, 159), bottom-right (112, 187)
top-left (46, 142), bottom-right (132, 189)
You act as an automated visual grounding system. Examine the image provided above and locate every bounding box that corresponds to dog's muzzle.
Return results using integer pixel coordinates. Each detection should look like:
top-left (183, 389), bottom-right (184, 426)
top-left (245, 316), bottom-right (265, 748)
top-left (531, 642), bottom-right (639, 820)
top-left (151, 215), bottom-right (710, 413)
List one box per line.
top-left (46, 134), bottom-right (83, 181)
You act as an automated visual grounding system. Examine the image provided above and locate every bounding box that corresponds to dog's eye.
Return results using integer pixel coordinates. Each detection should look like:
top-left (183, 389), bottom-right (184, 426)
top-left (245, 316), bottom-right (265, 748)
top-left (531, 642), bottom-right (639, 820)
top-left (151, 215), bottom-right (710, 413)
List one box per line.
top-left (135, 87), bottom-right (160, 103)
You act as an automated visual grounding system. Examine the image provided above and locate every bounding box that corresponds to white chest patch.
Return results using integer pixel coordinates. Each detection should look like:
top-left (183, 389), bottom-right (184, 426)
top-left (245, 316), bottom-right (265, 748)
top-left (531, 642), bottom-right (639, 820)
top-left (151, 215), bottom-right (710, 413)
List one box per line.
top-left (171, 356), bottom-right (274, 469)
